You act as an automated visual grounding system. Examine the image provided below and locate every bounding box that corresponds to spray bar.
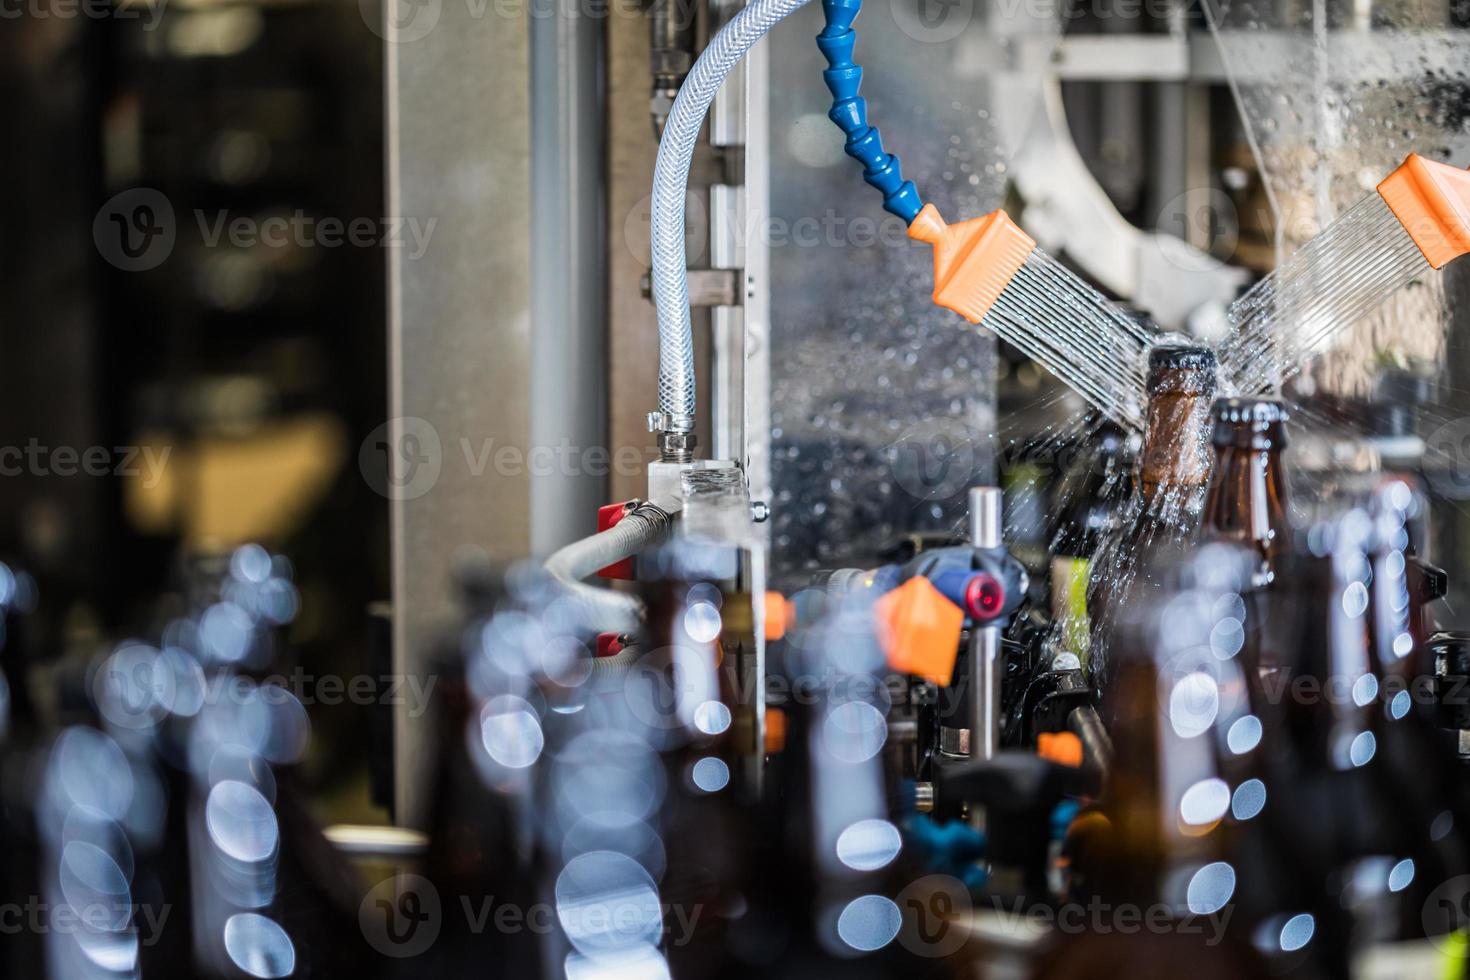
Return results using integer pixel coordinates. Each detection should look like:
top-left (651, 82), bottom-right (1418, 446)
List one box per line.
top-left (1219, 153), bottom-right (1470, 397)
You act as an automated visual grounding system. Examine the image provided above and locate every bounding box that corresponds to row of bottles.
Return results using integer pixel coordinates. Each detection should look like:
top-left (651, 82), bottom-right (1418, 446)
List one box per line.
top-left (1039, 332), bottom-right (1470, 976)
top-left (3, 345), bottom-right (1466, 978)
top-left (0, 546), bottom-right (382, 980)
top-left (2, 529), bottom-right (971, 979)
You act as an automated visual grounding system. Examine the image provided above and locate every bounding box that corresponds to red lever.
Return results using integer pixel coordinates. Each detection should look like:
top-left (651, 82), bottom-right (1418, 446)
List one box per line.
top-left (596, 501), bottom-right (638, 580)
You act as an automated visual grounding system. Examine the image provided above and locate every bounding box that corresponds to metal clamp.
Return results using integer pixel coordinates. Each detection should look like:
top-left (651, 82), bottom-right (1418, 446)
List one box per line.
top-left (640, 268), bottom-right (743, 307)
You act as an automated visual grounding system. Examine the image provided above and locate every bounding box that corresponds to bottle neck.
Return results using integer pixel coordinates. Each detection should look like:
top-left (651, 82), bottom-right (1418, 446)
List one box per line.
top-left (1139, 389), bottom-right (1215, 519)
top-left (1202, 442), bottom-right (1289, 586)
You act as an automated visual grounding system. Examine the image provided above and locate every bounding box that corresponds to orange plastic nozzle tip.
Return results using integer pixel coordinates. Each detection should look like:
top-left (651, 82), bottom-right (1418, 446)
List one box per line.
top-left (908, 205), bottom-right (1036, 324)
top-left (874, 576), bottom-right (964, 687)
top-left (1037, 731), bottom-right (1084, 768)
top-left (1377, 153), bottom-right (1470, 269)
top-left (764, 707), bottom-right (787, 754)
top-left (907, 203), bottom-right (949, 246)
top-left (763, 591), bottom-right (791, 641)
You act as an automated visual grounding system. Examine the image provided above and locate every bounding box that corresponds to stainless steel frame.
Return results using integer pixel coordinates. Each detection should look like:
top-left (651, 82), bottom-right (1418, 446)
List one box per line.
top-left (387, 0), bottom-right (607, 826)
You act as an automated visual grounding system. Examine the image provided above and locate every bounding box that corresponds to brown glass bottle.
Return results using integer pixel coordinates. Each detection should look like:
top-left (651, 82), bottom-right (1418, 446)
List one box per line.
top-left (1042, 543), bottom-right (1272, 980)
top-left (1137, 344), bottom-right (1218, 518)
top-left (1201, 398), bottom-right (1289, 588)
top-left (1088, 343), bottom-right (1217, 684)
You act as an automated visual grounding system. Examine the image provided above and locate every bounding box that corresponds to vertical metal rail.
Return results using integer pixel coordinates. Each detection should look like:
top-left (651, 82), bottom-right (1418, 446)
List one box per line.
top-left (386, 0), bottom-right (533, 827)
top-left (743, 6), bottom-right (773, 510)
top-left (968, 487), bottom-right (1004, 763)
top-left (531, 0), bottom-right (609, 556)
top-left (709, 0), bottom-right (771, 789)
top-left (709, 0), bottom-right (747, 466)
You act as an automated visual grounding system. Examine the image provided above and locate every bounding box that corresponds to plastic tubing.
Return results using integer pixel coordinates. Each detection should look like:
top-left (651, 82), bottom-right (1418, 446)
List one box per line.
top-left (649, 0), bottom-right (816, 434)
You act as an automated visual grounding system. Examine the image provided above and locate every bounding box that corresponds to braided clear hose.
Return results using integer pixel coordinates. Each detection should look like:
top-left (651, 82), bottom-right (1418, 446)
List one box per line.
top-left (650, 0), bottom-right (815, 432)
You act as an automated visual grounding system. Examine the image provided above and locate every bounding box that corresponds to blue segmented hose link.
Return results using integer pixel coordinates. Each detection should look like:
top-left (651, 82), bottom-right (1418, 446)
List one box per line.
top-left (816, 0), bottom-right (923, 223)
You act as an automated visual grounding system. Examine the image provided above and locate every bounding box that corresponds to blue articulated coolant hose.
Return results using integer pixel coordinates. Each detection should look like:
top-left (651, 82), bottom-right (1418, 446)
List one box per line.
top-left (816, 0), bottom-right (923, 223)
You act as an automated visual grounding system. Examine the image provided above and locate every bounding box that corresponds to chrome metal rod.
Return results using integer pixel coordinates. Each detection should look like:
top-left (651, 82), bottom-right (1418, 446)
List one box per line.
top-left (969, 486), bottom-right (1003, 549)
top-left (970, 627), bottom-right (1003, 761)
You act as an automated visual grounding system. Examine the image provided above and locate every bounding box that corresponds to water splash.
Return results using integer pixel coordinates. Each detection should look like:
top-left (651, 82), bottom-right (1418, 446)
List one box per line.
top-left (1217, 194), bottom-right (1428, 396)
top-left (973, 185), bottom-right (1433, 438)
top-left (1085, 437), bottom-right (1214, 688)
top-left (984, 250), bottom-right (1155, 433)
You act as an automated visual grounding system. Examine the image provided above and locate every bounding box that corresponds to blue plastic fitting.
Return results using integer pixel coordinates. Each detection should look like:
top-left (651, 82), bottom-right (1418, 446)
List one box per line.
top-left (904, 814), bottom-right (988, 892)
top-left (1051, 799), bottom-right (1082, 841)
top-left (927, 566), bottom-right (978, 612)
top-left (816, 0), bottom-right (923, 223)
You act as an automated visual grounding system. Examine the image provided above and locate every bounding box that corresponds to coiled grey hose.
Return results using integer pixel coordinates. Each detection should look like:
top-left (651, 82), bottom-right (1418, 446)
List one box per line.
top-left (650, 0), bottom-right (815, 431)
top-left (543, 503), bottom-right (674, 633)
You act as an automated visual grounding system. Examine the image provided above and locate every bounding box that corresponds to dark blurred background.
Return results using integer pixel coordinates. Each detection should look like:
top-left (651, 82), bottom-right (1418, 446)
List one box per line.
top-left (0, 2), bottom-right (389, 821)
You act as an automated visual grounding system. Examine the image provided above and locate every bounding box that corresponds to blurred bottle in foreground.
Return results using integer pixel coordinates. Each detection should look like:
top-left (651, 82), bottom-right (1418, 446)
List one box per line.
top-left (1042, 541), bottom-right (1271, 979)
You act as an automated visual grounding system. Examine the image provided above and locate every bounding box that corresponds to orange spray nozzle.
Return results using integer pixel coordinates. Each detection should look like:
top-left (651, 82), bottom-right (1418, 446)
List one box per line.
top-left (907, 203), bottom-right (1036, 323)
top-left (1377, 153), bottom-right (1470, 269)
top-left (874, 575), bottom-right (964, 687)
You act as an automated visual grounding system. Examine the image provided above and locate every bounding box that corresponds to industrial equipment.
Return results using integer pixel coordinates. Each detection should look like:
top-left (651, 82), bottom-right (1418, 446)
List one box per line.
top-left (4, 0), bottom-right (1470, 976)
